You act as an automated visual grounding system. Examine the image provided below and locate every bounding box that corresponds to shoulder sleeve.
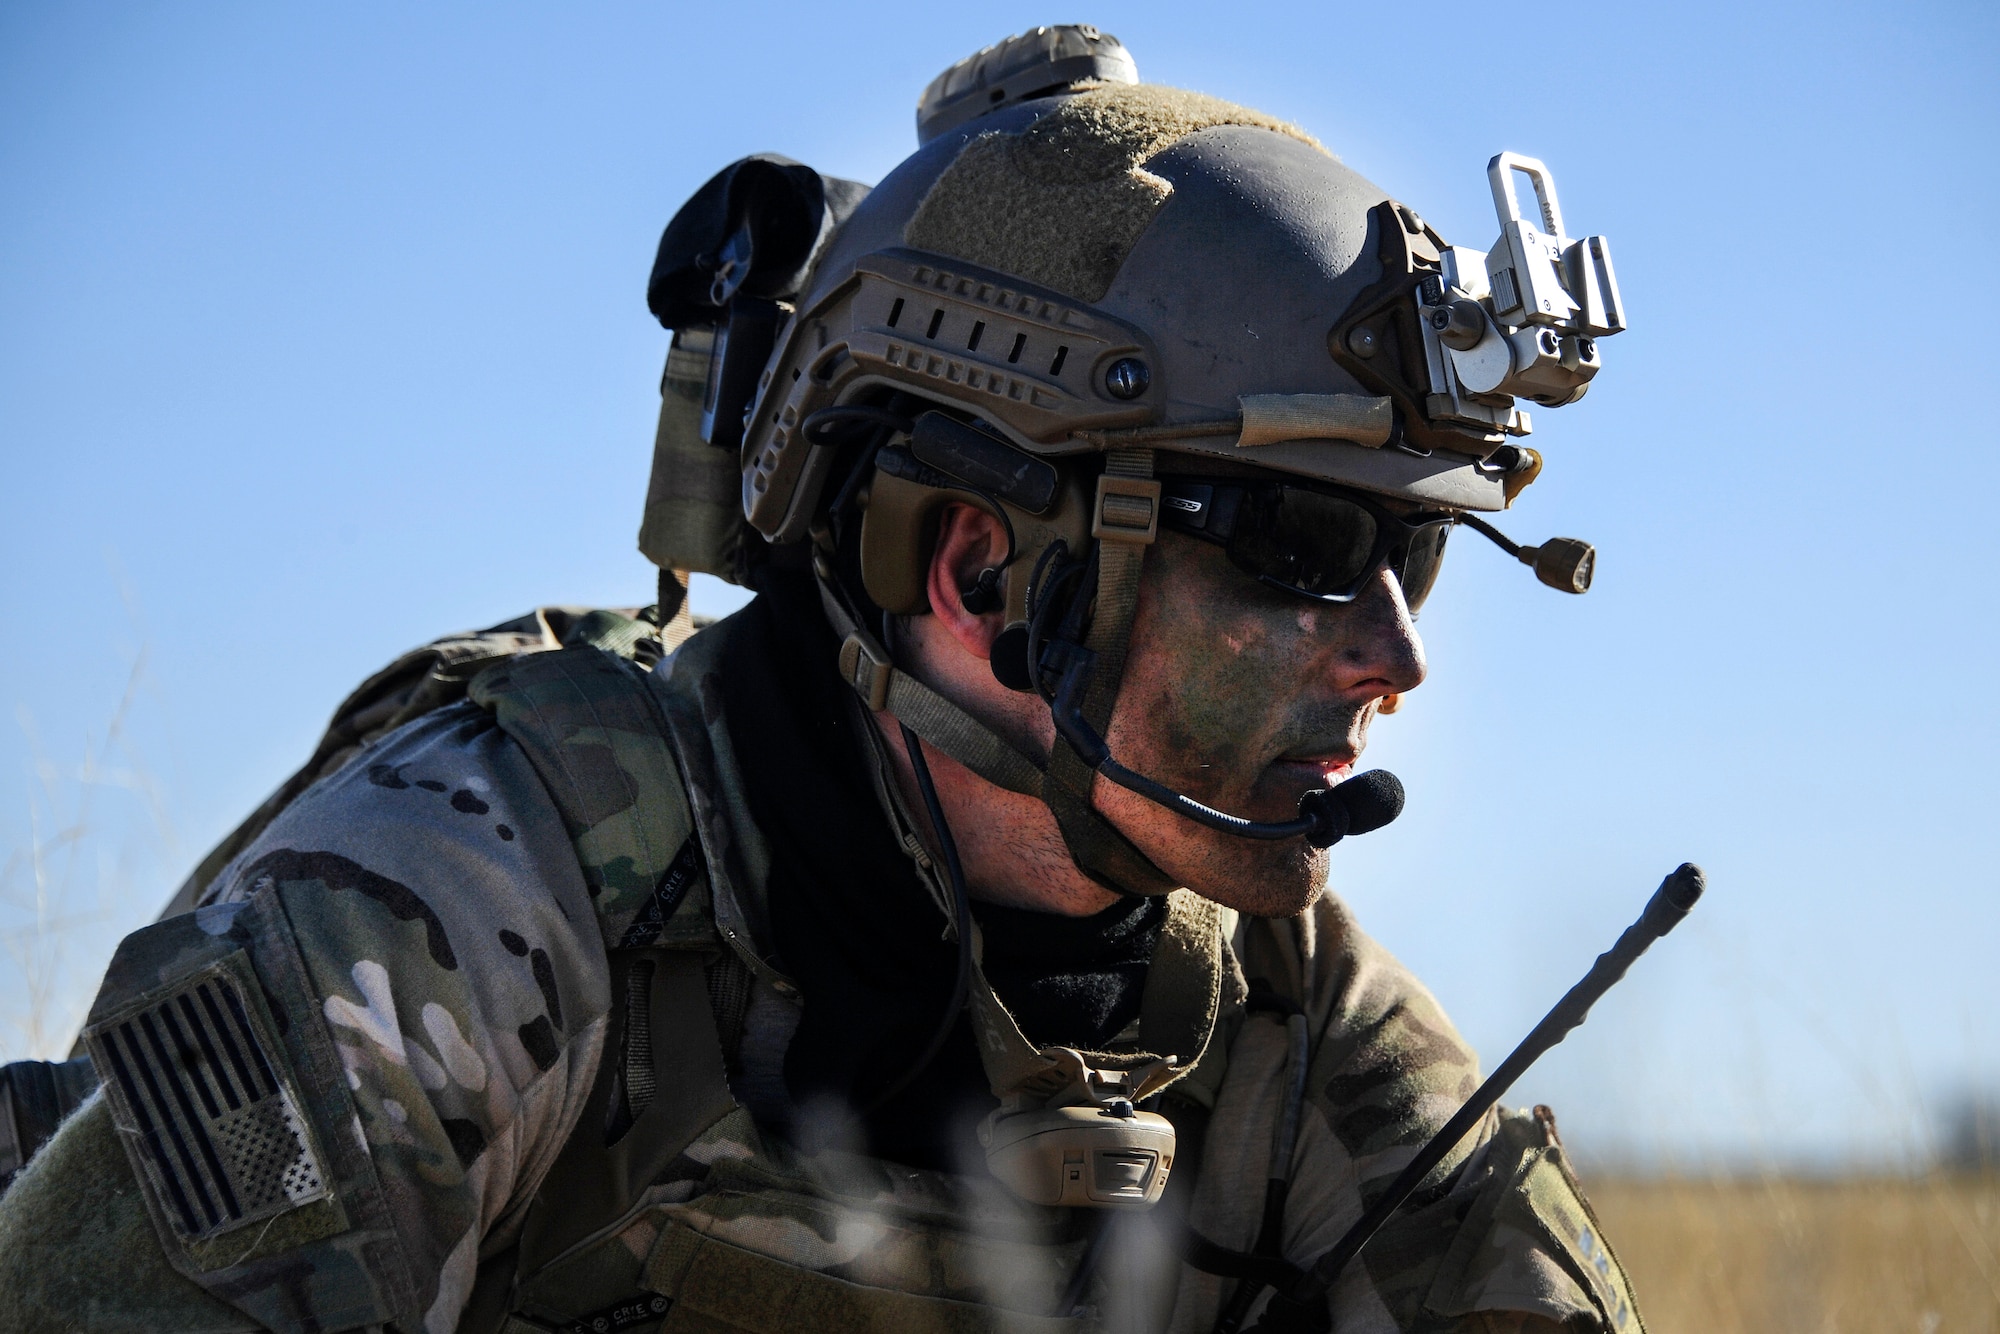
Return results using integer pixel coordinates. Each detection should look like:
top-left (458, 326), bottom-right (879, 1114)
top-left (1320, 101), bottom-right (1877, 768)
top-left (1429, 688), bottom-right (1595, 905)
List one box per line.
top-left (1416, 1109), bottom-right (1645, 1333)
top-left (77, 703), bottom-right (613, 1334)
top-left (1236, 898), bottom-right (1642, 1333)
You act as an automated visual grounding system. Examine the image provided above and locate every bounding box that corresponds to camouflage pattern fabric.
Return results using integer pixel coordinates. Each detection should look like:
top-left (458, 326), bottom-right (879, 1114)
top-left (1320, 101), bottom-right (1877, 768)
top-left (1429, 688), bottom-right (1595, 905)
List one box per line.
top-left (1179, 903), bottom-right (1641, 1332)
top-left (509, 1105), bottom-right (1102, 1332)
top-left (1421, 1107), bottom-right (1643, 1331)
top-left (4, 604), bottom-right (1640, 1333)
top-left (82, 696), bottom-right (621, 1332)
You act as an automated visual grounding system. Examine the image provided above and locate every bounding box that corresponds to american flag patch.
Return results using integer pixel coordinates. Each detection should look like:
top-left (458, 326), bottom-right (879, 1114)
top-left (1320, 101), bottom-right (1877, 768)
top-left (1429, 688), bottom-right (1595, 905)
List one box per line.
top-left (87, 965), bottom-right (329, 1242)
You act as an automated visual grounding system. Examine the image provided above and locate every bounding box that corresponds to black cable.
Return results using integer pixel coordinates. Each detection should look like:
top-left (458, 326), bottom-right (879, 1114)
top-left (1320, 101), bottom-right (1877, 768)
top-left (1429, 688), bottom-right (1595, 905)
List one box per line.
top-left (1024, 537), bottom-right (1071, 621)
top-left (827, 423), bottom-right (895, 526)
top-left (857, 723), bottom-right (976, 1117)
top-left (803, 403), bottom-right (915, 446)
top-left (960, 483), bottom-right (1018, 571)
top-left (1053, 541), bottom-right (1099, 648)
top-left (1058, 1212), bottom-right (1116, 1316)
top-left (820, 402), bottom-right (917, 527)
top-left (1454, 512), bottom-right (1522, 559)
top-left (1250, 864), bottom-right (1707, 1333)
top-left (1024, 547), bottom-right (1085, 702)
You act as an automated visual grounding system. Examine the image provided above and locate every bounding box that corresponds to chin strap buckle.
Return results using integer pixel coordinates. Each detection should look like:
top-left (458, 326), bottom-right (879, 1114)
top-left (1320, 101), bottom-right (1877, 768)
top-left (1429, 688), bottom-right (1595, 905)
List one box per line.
top-left (837, 632), bottom-right (894, 712)
top-left (1091, 471), bottom-right (1162, 545)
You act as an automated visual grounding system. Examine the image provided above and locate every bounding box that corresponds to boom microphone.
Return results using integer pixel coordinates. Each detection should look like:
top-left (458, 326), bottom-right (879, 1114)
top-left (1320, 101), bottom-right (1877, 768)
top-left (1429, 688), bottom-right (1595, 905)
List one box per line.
top-left (1307, 769), bottom-right (1404, 841)
top-left (1047, 644), bottom-right (1407, 849)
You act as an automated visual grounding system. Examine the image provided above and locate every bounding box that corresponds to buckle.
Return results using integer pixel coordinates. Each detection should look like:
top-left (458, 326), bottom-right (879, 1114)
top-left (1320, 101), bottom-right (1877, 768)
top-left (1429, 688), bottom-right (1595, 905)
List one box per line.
top-left (1092, 474), bottom-right (1161, 544)
top-left (838, 633), bottom-right (893, 712)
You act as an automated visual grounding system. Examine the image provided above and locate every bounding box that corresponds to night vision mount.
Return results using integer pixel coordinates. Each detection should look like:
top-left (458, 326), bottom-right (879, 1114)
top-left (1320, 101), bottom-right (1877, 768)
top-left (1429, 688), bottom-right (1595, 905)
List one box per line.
top-left (1334, 153), bottom-right (1626, 457)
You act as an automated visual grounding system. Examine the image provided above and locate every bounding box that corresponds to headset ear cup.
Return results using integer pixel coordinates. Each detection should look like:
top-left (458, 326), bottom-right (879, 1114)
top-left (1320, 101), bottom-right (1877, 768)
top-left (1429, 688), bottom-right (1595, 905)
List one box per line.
top-left (989, 624), bottom-right (1033, 691)
top-left (857, 472), bottom-right (953, 614)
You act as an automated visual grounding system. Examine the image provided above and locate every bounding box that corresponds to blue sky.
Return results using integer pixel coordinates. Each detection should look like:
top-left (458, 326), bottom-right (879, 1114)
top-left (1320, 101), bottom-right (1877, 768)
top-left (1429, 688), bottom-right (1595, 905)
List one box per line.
top-left (3, 1), bottom-right (1996, 1168)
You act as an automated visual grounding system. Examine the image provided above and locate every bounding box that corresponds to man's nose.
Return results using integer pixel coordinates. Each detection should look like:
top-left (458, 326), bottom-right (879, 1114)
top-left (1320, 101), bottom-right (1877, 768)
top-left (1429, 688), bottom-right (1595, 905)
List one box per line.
top-left (1330, 567), bottom-right (1427, 697)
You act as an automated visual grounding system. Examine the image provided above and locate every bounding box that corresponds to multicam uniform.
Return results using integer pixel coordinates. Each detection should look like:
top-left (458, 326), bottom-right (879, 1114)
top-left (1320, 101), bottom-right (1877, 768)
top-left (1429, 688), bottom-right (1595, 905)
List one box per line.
top-left (0, 601), bottom-right (1642, 1334)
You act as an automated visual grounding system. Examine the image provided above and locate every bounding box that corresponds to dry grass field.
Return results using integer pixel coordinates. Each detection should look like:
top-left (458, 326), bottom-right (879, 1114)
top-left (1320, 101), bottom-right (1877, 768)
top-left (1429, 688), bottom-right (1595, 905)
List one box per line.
top-left (1587, 1174), bottom-right (2000, 1332)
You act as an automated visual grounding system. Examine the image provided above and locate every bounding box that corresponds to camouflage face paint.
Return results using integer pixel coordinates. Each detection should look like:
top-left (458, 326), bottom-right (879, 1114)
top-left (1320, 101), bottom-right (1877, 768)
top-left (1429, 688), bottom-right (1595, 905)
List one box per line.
top-left (1096, 532), bottom-right (1426, 915)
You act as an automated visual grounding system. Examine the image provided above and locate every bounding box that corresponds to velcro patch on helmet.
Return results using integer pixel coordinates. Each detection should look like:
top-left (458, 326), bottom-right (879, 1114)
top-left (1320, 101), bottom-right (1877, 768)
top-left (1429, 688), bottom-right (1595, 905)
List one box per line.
top-left (85, 954), bottom-right (346, 1271)
top-left (905, 83), bottom-right (1325, 303)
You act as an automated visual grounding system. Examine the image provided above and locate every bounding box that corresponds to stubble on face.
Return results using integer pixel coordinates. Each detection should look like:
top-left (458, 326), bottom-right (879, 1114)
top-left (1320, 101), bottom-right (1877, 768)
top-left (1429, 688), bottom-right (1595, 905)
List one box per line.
top-left (1092, 533), bottom-right (1420, 917)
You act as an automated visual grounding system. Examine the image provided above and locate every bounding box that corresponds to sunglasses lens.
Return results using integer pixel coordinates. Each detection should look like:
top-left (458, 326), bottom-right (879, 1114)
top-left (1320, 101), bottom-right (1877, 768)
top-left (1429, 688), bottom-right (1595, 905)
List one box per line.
top-left (1393, 522), bottom-right (1451, 612)
top-left (1232, 487), bottom-right (1380, 598)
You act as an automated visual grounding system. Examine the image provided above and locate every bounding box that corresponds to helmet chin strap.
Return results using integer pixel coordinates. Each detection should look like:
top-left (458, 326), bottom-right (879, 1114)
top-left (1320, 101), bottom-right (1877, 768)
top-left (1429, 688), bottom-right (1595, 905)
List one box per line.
top-left (1026, 451), bottom-right (1404, 882)
top-left (1034, 449), bottom-right (1182, 897)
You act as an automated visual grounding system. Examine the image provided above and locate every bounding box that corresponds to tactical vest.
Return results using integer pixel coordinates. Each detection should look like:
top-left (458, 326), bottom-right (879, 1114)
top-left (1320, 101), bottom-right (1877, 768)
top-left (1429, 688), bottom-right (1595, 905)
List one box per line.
top-left (73, 606), bottom-right (1645, 1334)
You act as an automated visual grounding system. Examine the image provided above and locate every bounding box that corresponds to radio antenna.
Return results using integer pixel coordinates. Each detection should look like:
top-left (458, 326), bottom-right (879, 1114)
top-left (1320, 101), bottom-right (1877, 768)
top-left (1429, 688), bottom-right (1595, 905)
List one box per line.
top-left (1246, 862), bottom-right (1706, 1333)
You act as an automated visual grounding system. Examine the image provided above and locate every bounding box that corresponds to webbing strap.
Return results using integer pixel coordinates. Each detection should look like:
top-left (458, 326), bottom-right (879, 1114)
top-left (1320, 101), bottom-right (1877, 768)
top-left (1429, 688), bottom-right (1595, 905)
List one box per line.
top-left (1041, 450), bottom-right (1179, 897)
top-left (818, 581), bottom-right (1047, 798)
top-left (885, 667), bottom-right (1046, 797)
top-left (512, 952), bottom-right (736, 1281)
top-left (1084, 449), bottom-right (1160, 682)
top-left (660, 568), bottom-right (699, 652)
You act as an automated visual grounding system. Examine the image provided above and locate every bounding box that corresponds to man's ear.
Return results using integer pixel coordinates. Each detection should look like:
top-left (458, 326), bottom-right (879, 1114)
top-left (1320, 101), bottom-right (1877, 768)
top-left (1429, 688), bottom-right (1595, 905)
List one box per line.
top-left (925, 502), bottom-right (1010, 659)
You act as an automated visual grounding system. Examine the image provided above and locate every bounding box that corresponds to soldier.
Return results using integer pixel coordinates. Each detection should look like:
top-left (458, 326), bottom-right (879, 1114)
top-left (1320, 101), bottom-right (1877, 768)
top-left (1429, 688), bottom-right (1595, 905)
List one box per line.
top-left (0, 26), bottom-right (1643, 1334)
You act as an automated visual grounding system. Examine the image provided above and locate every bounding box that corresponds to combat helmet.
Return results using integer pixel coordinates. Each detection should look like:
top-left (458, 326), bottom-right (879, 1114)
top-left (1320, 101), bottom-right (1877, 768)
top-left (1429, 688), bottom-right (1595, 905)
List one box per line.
top-left (637, 24), bottom-right (1627, 896)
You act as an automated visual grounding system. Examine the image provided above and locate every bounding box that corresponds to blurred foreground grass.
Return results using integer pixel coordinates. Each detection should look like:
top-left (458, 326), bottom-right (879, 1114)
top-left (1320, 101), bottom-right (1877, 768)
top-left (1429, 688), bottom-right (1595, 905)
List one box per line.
top-left (1589, 1173), bottom-right (2000, 1332)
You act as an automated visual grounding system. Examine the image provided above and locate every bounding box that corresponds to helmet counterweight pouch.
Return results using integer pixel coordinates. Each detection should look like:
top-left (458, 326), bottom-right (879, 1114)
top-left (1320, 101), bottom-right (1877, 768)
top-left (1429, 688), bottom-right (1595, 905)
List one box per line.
top-left (638, 327), bottom-right (744, 581)
top-left (638, 155), bottom-right (871, 582)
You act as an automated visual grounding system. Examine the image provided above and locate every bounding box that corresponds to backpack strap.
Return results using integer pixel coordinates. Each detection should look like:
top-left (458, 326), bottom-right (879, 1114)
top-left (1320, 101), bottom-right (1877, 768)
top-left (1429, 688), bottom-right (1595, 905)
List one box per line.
top-left (458, 645), bottom-right (742, 1323)
top-left (512, 949), bottom-right (738, 1283)
top-left (467, 644), bottom-right (712, 951)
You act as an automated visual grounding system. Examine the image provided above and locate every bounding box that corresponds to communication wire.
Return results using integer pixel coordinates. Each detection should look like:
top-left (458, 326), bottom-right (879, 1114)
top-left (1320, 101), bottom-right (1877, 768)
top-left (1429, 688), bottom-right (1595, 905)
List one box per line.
top-left (858, 724), bottom-right (976, 1117)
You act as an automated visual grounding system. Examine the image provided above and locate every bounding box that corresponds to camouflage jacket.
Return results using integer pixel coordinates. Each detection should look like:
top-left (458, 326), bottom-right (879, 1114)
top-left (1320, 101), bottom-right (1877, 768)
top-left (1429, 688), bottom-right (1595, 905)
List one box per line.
top-left (0, 603), bottom-right (1643, 1334)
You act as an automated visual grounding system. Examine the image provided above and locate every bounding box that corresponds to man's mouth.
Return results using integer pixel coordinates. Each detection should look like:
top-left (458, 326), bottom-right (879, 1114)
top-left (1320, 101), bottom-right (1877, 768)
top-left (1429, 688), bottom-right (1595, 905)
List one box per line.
top-left (1272, 751), bottom-right (1356, 788)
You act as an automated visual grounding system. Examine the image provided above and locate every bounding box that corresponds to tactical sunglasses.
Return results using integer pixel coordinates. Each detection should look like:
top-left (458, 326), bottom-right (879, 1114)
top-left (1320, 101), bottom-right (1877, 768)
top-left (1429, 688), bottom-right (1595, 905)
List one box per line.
top-left (1157, 478), bottom-right (1454, 611)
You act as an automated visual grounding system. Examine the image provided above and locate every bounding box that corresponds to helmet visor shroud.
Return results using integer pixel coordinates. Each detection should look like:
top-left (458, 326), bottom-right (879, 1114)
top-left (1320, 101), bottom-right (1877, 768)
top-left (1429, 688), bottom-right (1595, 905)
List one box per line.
top-left (682, 55), bottom-right (1623, 894)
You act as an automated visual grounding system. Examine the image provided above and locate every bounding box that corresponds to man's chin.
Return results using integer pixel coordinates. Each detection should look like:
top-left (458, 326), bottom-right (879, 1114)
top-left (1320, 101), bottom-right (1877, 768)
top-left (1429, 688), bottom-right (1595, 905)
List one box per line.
top-left (1192, 871), bottom-right (1325, 920)
top-left (1163, 834), bottom-right (1328, 919)
top-left (1093, 777), bottom-right (1330, 915)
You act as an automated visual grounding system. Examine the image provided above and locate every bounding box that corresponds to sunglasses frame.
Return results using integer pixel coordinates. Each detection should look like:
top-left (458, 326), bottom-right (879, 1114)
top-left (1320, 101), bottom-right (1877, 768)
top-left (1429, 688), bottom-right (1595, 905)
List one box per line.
top-left (1157, 476), bottom-right (1457, 609)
